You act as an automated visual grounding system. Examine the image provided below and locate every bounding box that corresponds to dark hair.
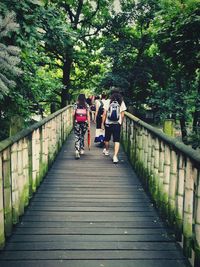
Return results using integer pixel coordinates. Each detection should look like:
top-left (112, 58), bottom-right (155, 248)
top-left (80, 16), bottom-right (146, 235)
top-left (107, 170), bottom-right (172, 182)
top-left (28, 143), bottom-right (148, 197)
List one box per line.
top-left (77, 94), bottom-right (86, 107)
top-left (101, 93), bottom-right (106, 99)
top-left (110, 92), bottom-right (122, 105)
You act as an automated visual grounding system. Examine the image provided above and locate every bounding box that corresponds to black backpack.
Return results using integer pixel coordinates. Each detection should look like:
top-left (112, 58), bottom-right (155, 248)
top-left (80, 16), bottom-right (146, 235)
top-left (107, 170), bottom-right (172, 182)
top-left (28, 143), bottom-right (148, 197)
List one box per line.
top-left (97, 100), bottom-right (104, 118)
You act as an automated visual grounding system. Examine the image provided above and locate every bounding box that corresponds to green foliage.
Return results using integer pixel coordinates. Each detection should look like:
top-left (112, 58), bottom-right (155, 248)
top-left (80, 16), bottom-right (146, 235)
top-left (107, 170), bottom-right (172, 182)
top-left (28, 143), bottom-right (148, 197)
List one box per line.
top-left (0, 12), bottom-right (21, 99)
top-left (156, 0), bottom-right (200, 77)
top-left (0, 0), bottom-right (199, 148)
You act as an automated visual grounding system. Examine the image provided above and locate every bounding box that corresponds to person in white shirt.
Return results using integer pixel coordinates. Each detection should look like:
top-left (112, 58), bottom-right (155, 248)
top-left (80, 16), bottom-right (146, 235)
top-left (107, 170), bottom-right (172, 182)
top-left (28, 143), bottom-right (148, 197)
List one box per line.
top-left (101, 90), bottom-right (127, 163)
top-left (94, 93), bottom-right (107, 146)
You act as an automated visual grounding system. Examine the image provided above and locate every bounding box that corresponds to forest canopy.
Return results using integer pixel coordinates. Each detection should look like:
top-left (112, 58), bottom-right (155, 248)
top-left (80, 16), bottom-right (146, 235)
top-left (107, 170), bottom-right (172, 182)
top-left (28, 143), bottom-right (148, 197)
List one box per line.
top-left (0, 0), bottom-right (199, 147)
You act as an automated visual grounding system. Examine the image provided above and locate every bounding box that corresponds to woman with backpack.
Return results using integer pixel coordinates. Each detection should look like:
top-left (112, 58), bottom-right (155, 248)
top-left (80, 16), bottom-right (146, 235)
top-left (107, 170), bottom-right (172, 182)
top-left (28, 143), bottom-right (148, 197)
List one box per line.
top-left (101, 90), bottom-right (127, 163)
top-left (73, 94), bottom-right (90, 159)
top-left (94, 94), bottom-right (107, 147)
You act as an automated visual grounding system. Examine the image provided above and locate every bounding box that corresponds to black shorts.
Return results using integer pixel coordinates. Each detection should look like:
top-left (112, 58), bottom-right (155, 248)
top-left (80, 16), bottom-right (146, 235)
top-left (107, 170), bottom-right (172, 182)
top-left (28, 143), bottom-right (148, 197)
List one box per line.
top-left (104, 124), bottom-right (121, 142)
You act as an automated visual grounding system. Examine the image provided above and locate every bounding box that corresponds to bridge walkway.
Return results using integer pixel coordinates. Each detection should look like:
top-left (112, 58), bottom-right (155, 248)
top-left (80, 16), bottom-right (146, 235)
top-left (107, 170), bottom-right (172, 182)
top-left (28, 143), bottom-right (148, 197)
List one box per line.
top-left (0, 127), bottom-right (190, 267)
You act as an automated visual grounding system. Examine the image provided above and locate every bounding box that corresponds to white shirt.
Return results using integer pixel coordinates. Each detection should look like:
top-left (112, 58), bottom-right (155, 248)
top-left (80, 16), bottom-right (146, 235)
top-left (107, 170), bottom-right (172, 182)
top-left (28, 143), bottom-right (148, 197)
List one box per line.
top-left (104, 100), bottom-right (127, 125)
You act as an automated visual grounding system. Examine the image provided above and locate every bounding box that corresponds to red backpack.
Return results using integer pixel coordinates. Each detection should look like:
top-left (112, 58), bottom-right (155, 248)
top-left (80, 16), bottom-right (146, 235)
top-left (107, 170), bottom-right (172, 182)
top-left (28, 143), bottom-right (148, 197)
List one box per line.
top-left (75, 105), bottom-right (87, 122)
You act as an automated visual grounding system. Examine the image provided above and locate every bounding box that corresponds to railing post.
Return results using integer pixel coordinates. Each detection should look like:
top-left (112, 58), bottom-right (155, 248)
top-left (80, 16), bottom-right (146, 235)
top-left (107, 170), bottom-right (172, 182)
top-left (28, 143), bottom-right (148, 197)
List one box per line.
top-left (129, 120), bottom-right (134, 163)
top-left (195, 171), bottom-right (200, 267)
top-left (147, 133), bottom-right (152, 190)
top-left (153, 137), bottom-right (159, 203)
top-left (149, 136), bottom-right (155, 197)
top-left (142, 129), bottom-right (148, 188)
top-left (11, 143), bottom-right (19, 224)
top-left (28, 134), bottom-right (33, 198)
top-left (17, 140), bottom-right (25, 217)
top-left (127, 118), bottom-right (132, 159)
top-left (183, 159), bottom-right (194, 258)
top-left (0, 153), bottom-right (5, 248)
top-left (163, 145), bottom-right (171, 217)
top-left (22, 137), bottom-right (29, 207)
top-left (32, 129), bottom-right (40, 192)
top-left (41, 125), bottom-right (48, 178)
top-left (168, 150), bottom-right (178, 225)
top-left (2, 148), bottom-right (12, 235)
top-left (158, 141), bottom-right (164, 210)
top-left (176, 154), bottom-right (185, 241)
top-left (143, 129), bottom-right (148, 170)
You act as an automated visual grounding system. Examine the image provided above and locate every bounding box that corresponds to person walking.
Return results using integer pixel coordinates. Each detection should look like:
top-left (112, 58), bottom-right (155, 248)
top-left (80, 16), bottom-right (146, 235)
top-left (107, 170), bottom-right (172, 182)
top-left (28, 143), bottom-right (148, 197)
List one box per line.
top-left (73, 94), bottom-right (90, 159)
top-left (94, 93), bottom-right (107, 147)
top-left (101, 90), bottom-right (126, 163)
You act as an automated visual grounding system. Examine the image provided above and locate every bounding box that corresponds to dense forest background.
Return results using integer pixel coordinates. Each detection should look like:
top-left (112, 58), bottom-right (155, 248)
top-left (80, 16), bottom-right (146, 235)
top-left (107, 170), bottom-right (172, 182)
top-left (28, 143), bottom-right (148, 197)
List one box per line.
top-left (0, 0), bottom-right (199, 147)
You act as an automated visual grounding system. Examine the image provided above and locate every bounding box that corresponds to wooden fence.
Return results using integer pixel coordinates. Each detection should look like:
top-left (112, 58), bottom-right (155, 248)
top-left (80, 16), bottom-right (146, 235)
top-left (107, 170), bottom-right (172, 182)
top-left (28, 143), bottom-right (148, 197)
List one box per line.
top-left (121, 112), bottom-right (200, 267)
top-left (0, 105), bottom-right (73, 248)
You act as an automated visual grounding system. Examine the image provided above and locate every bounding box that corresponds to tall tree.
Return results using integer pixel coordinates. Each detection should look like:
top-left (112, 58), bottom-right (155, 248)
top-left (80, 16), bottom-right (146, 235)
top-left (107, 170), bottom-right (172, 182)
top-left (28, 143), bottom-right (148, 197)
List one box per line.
top-left (0, 12), bottom-right (21, 99)
top-left (42, 0), bottom-right (115, 107)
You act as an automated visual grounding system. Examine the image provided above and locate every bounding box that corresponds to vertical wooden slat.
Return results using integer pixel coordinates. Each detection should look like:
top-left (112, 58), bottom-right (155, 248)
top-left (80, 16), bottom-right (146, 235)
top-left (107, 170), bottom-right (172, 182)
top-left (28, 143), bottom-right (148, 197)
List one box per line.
top-left (2, 148), bottom-right (12, 235)
top-left (28, 134), bottom-right (33, 198)
top-left (32, 130), bottom-right (37, 192)
top-left (153, 137), bottom-right (159, 201)
top-left (22, 137), bottom-right (29, 207)
top-left (11, 143), bottom-right (19, 224)
top-left (163, 145), bottom-right (171, 217)
top-left (0, 153), bottom-right (5, 248)
top-left (183, 159), bottom-right (194, 258)
top-left (176, 154), bottom-right (185, 241)
top-left (195, 170), bottom-right (200, 267)
top-left (158, 141), bottom-right (165, 209)
top-left (17, 140), bottom-right (24, 216)
top-left (168, 150), bottom-right (178, 224)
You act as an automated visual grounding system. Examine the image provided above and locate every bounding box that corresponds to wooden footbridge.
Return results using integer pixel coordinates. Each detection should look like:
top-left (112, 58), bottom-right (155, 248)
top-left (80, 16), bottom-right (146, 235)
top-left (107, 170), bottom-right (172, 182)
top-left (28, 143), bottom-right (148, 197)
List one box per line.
top-left (0, 106), bottom-right (199, 267)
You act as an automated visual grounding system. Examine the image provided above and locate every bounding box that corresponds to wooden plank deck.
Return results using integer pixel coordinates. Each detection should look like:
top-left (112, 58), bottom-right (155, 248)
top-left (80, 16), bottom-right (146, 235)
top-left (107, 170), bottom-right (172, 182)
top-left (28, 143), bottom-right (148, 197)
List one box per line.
top-left (0, 126), bottom-right (191, 267)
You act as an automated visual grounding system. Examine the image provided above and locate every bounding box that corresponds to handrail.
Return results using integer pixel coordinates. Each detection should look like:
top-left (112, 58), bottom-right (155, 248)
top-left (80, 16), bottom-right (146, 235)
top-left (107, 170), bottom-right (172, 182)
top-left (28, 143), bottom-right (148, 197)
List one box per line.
top-left (0, 105), bottom-right (73, 152)
top-left (125, 112), bottom-right (200, 165)
top-left (0, 105), bottom-right (74, 249)
top-left (122, 111), bottom-right (200, 267)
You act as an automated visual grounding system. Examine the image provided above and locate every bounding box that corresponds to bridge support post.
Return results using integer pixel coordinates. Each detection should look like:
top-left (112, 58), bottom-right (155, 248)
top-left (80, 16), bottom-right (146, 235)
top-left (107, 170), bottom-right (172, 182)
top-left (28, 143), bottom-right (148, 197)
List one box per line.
top-left (168, 150), bottom-right (177, 225)
top-left (163, 145), bottom-right (170, 218)
top-left (153, 138), bottom-right (159, 204)
top-left (17, 140), bottom-right (25, 217)
top-left (175, 154), bottom-right (185, 241)
top-left (183, 159), bottom-right (193, 258)
top-left (195, 172), bottom-right (200, 267)
top-left (11, 143), bottom-right (19, 224)
top-left (22, 138), bottom-right (29, 207)
top-left (2, 149), bottom-right (12, 236)
top-left (158, 141), bottom-right (164, 211)
top-left (0, 154), bottom-right (5, 248)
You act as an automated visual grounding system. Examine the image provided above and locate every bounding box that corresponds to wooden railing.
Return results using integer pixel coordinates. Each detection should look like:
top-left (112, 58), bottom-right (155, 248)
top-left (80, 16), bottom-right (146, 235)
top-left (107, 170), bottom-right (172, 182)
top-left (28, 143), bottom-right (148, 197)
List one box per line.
top-left (0, 105), bottom-right (73, 248)
top-left (121, 112), bottom-right (200, 267)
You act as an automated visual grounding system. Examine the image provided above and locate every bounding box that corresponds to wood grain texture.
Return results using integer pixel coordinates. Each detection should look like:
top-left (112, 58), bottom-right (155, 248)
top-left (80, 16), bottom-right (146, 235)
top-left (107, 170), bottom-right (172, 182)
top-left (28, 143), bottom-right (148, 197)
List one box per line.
top-left (0, 127), bottom-right (191, 266)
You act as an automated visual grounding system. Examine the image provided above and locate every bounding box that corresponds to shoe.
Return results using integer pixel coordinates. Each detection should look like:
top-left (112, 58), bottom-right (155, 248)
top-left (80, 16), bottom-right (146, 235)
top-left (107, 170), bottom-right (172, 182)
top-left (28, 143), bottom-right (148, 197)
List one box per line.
top-left (103, 148), bottom-right (109, 156)
top-left (75, 150), bottom-right (80, 159)
top-left (80, 149), bottom-right (85, 155)
top-left (113, 155), bottom-right (119, 163)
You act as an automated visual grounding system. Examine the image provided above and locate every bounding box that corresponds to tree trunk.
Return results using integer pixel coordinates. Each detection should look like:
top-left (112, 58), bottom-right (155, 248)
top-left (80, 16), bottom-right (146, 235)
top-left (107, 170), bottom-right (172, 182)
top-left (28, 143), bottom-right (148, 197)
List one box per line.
top-left (192, 81), bottom-right (200, 133)
top-left (61, 57), bottom-right (72, 108)
top-left (180, 115), bottom-right (188, 143)
top-left (175, 73), bottom-right (188, 143)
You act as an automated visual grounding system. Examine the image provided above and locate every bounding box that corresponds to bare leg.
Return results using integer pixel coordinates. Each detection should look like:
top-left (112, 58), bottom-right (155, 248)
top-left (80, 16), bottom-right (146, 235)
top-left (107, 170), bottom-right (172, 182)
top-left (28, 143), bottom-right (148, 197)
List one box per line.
top-left (105, 141), bottom-right (109, 151)
top-left (114, 142), bottom-right (120, 156)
